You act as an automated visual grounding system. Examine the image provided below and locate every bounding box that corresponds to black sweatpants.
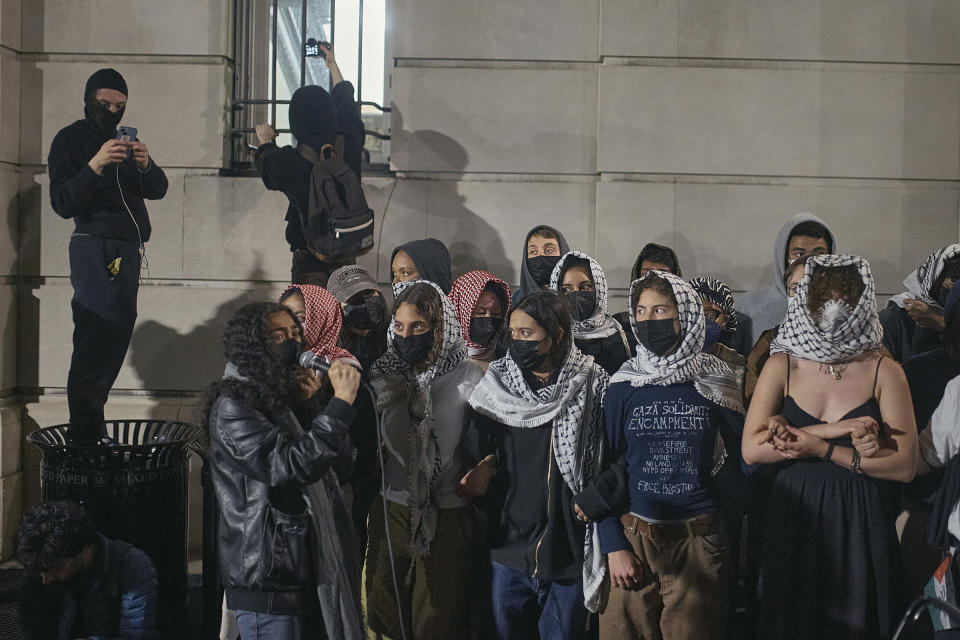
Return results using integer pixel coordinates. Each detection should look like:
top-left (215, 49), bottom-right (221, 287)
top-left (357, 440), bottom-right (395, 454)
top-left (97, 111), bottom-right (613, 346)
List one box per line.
top-left (290, 249), bottom-right (348, 287)
top-left (67, 234), bottom-right (140, 444)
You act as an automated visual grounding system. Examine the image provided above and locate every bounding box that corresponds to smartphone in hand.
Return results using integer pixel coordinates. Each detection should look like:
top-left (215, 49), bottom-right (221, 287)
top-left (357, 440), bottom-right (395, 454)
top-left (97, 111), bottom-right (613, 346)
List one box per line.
top-left (114, 126), bottom-right (138, 159)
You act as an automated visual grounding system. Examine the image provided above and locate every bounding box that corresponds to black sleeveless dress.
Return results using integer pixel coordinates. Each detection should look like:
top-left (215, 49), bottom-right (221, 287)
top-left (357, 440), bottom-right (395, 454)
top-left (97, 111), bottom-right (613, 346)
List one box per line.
top-left (758, 359), bottom-right (903, 640)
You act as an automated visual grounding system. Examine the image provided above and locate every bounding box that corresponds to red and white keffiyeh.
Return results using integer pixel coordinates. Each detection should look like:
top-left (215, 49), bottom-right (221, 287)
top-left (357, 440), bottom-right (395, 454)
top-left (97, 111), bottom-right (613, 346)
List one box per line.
top-left (448, 270), bottom-right (511, 356)
top-left (280, 284), bottom-right (359, 366)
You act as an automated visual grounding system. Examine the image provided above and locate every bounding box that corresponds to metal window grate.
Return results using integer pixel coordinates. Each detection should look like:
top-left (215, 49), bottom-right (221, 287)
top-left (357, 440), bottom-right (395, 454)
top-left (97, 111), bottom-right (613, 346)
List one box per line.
top-left (229, 0), bottom-right (390, 174)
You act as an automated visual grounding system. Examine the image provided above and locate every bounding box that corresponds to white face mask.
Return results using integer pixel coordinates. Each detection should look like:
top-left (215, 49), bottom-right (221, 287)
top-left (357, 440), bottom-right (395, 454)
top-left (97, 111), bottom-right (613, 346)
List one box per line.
top-left (816, 298), bottom-right (854, 333)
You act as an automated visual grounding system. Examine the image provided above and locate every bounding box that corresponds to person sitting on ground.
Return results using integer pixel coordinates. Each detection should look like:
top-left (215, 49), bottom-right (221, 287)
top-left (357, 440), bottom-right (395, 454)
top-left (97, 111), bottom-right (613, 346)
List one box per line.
top-left (881, 244), bottom-right (960, 363)
top-left (734, 214), bottom-right (835, 356)
top-left (690, 276), bottom-right (747, 392)
top-left (513, 225), bottom-right (571, 305)
top-left (254, 43), bottom-right (364, 285)
top-left (203, 302), bottom-right (365, 640)
top-left (16, 500), bottom-right (160, 640)
top-left (612, 242), bottom-right (683, 355)
top-left (449, 270), bottom-right (512, 371)
top-left (549, 251), bottom-right (631, 375)
top-left (391, 238), bottom-right (454, 293)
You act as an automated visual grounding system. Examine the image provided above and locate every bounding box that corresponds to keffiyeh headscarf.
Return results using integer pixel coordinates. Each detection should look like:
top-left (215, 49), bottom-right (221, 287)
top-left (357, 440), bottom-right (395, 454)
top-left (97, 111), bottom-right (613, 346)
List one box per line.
top-left (370, 279), bottom-right (467, 558)
top-left (469, 345), bottom-right (610, 611)
top-left (890, 244), bottom-right (960, 310)
top-left (448, 270), bottom-right (511, 359)
top-left (611, 272), bottom-right (744, 414)
top-left (280, 284), bottom-right (359, 367)
top-left (689, 276), bottom-right (739, 335)
top-left (770, 254), bottom-right (883, 364)
top-left (548, 251), bottom-right (625, 340)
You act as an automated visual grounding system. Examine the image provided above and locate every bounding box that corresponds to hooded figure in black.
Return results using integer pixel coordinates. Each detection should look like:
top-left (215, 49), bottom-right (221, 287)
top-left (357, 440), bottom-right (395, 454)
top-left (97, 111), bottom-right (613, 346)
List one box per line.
top-left (48, 68), bottom-right (168, 445)
top-left (390, 238), bottom-right (454, 294)
top-left (255, 45), bottom-right (365, 285)
top-left (512, 225), bottom-right (571, 306)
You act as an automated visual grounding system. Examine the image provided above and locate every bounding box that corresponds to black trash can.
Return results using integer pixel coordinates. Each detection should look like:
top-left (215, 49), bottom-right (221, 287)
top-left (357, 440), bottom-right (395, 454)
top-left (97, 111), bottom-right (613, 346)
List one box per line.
top-left (27, 420), bottom-right (201, 634)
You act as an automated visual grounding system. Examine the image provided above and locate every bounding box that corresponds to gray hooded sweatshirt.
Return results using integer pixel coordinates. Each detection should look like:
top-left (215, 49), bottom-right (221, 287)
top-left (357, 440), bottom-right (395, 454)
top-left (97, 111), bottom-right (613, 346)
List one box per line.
top-left (733, 213), bottom-right (837, 355)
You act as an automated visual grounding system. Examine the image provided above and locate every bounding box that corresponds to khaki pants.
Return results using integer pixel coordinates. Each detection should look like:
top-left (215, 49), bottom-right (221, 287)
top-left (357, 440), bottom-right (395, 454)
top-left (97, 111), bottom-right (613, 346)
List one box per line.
top-left (365, 497), bottom-right (477, 640)
top-left (600, 515), bottom-right (730, 640)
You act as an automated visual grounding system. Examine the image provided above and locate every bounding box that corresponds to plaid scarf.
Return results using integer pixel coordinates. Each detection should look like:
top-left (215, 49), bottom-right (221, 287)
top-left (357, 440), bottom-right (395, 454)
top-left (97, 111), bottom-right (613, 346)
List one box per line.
top-left (469, 346), bottom-right (610, 612)
top-left (448, 270), bottom-right (511, 360)
top-left (770, 254), bottom-right (883, 364)
top-left (369, 280), bottom-right (467, 558)
top-left (611, 272), bottom-right (744, 414)
top-left (280, 284), bottom-right (359, 366)
top-left (549, 251), bottom-right (624, 340)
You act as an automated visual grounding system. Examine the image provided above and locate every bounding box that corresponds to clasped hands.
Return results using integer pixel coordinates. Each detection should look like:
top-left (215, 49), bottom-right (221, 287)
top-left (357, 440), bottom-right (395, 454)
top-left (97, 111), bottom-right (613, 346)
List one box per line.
top-left (759, 415), bottom-right (881, 460)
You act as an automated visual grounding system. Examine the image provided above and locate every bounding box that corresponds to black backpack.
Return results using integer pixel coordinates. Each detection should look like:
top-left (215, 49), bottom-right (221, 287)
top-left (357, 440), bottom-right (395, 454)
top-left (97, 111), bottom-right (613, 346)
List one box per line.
top-left (297, 137), bottom-right (375, 261)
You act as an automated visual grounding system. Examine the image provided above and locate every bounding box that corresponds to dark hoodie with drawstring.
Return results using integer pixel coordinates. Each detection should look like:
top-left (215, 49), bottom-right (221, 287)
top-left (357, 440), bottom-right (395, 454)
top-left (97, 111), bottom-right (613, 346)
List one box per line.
top-left (512, 225), bottom-right (571, 306)
top-left (256, 82), bottom-right (365, 252)
top-left (390, 238), bottom-right (454, 294)
top-left (48, 68), bottom-right (168, 242)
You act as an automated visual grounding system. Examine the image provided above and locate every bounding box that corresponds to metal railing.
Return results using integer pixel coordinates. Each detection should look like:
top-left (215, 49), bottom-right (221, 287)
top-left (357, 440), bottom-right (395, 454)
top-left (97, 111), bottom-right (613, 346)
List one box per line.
top-left (229, 0), bottom-right (390, 172)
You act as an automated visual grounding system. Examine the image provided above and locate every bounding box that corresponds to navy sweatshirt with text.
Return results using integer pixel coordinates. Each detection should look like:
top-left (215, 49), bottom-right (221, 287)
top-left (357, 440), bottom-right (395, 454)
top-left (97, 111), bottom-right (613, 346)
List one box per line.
top-left (598, 380), bottom-right (743, 554)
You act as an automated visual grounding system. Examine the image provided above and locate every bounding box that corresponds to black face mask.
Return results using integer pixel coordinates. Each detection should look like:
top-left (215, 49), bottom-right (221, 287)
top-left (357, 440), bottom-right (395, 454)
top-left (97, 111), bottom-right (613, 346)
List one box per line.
top-left (84, 100), bottom-right (124, 137)
top-left (470, 316), bottom-right (502, 346)
top-left (394, 332), bottom-right (434, 366)
top-left (344, 296), bottom-right (385, 330)
top-left (509, 338), bottom-right (549, 371)
top-left (276, 339), bottom-right (302, 369)
top-left (634, 318), bottom-right (680, 357)
top-left (565, 290), bottom-right (597, 322)
top-left (527, 255), bottom-right (561, 287)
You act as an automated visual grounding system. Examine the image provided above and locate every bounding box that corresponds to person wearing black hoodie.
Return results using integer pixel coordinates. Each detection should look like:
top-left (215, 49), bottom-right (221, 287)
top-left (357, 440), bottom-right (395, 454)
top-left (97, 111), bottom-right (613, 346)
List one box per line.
top-left (48, 68), bottom-right (168, 444)
top-left (255, 43), bottom-right (365, 285)
top-left (512, 225), bottom-right (571, 306)
top-left (390, 238), bottom-right (454, 293)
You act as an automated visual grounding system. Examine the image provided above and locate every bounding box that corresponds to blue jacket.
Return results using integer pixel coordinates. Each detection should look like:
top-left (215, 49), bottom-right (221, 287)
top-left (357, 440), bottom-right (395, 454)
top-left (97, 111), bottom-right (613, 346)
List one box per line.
top-left (19, 534), bottom-right (160, 640)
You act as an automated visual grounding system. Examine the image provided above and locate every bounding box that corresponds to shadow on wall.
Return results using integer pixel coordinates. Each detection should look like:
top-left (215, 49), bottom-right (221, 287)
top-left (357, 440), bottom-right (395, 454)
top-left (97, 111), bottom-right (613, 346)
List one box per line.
top-left (388, 106), bottom-right (511, 283)
top-left (127, 264), bottom-right (275, 397)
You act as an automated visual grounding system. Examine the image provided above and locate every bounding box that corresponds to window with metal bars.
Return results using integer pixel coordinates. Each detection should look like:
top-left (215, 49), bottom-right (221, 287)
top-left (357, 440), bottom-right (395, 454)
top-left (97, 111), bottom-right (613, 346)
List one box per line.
top-left (230, 0), bottom-right (390, 174)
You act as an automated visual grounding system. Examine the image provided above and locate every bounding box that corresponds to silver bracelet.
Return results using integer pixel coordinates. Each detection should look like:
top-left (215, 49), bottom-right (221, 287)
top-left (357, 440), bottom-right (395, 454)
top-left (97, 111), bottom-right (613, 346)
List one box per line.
top-left (851, 450), bottom-right (863, 475)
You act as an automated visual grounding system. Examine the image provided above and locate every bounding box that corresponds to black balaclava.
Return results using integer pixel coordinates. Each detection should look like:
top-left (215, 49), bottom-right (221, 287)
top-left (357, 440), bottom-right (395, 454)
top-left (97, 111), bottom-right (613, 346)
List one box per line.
top-left (83, 68), bottom-right (128, 138)
top-left (391, 239), bottom-right (454, 294)
top-left (289, 85), bottom-right (338, 151)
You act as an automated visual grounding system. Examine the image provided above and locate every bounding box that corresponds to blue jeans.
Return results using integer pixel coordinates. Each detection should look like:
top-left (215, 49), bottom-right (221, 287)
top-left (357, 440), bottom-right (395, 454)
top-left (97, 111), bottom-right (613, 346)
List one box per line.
top-left (235, 610), bottom-right (322, 640)
top-left (490, 561), bottom-right (587, 640)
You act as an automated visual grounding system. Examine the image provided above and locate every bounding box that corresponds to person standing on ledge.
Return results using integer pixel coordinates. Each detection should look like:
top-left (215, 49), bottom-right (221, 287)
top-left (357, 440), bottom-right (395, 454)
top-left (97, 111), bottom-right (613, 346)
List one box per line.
top-left (48, 68), bottom-right (168, 445)
top-left (255, 43), bottom-right (365, 286)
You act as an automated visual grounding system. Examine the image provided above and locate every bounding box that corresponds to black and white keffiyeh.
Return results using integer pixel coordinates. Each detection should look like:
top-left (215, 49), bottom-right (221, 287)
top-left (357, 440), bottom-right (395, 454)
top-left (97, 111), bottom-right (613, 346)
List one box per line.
top-left (890, 244), bottom-right (960, 310)
top-left (689, 276), bottom-right (739, 335)
top-left (549, 251), bottom-right (624, 340)
top-left (469, 346), bottom-right (610, 612)
top-left (610, 272), bottom-right (744, 414)
top-left (770, 254), bottom-right (883, 364)
top-left (370, 279), bottom-right (468, 558)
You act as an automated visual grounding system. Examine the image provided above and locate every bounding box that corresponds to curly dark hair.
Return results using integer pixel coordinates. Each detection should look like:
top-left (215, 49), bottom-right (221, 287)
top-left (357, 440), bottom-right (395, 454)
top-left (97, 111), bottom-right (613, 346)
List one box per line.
top-left (806, 265), bottom-right (865, 318)
top-left (15, 501), bottom-right (97, 573)
top-left (197, 302), bottom-right (303, 429)
top-left (932, 255), bottom-right (960, 300)
top-left (510, 290), bottom-right (572, 368)
top-left (393, 282), bottom-right (445, 370)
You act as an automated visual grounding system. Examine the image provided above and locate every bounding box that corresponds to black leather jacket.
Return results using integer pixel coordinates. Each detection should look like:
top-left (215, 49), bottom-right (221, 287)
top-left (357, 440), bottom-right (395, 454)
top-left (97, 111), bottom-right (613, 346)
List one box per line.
top-left (209, 394), bottom-right (356, 614)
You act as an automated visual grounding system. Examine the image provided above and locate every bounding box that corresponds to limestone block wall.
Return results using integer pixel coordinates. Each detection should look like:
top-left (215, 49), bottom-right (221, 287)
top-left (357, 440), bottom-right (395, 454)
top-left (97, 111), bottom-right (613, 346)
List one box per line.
top-left (2, 0), bottom-right (959, 560)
